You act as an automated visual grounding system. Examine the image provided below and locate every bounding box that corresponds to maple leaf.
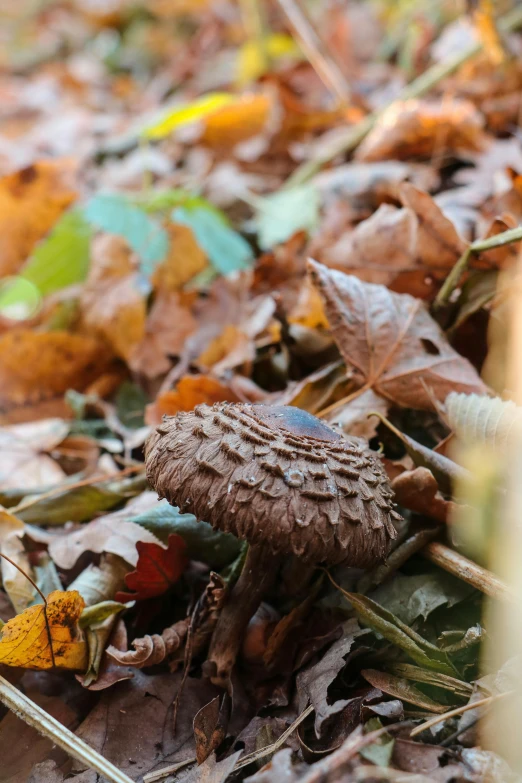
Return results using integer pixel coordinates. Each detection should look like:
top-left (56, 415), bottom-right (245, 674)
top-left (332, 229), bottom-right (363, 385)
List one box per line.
top-left (115, 533), bottom-right (188, 602)
top-left (308, 260), bottom-right (489, 410)
top-left (0, 590), bottom-right (87, 670)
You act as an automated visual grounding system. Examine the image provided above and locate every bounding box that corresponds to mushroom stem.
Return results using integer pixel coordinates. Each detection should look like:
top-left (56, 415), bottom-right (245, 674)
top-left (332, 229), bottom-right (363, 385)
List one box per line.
top-left (205, 543), bottom-right (281, 688)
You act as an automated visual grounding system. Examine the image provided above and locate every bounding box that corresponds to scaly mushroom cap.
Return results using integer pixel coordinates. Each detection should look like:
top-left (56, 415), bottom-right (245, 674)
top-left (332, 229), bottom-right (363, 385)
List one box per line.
top-left (145, 403), bottom-right (400, 568)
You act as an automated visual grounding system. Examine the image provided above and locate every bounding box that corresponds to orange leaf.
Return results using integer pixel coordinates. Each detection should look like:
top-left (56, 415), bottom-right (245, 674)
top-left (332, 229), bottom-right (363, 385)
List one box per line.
top-left (0, 160), bottom-right (77, 277)
top-left (0, 330), bottom-right (111, 415)
top-left (0, 590), bottom-right (87, 670)
top-left (116, 534), bottom-right (188, 602)
top-left (145, 375), bottom-right (243, 425)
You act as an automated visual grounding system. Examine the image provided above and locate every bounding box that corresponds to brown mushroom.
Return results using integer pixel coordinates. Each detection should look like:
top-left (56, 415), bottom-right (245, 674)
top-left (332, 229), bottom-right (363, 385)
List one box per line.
top-left (145, 403), bottom-right (400, 687)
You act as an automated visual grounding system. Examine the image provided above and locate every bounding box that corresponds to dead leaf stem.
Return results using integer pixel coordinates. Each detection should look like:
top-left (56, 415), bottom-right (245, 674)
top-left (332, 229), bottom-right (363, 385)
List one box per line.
top-left (409, 691), bottom-right (513, 738)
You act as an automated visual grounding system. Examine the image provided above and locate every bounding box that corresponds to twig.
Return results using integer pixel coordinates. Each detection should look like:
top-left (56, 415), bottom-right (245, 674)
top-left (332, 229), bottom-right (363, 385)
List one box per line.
top-left (143, 757), bottom-right (196, 783)
top-left (285, 3), bottom-right (522, 187)
top-left (434, 225), bottom-right (522, 308)
top-left (11, 463), bottom-right (144, 514)
top-left (357, 527), bottom-right (439, 594)
top-left (235, 704), bottom-right (314, 770)
top-left (409, 691), bottom-right (513, 738)
top-left (275, 0), bottom-right (351, 105)
top-left (0, 674), bottom-right (134, 783)
top-left (421, 542), bottom-right (513, 602)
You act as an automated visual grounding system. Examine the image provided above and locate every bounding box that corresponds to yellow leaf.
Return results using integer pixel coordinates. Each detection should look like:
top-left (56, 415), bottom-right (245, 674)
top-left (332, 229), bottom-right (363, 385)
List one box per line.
top-left (142, 92), bottom-right (236, 140)
top-left (237, 34), bottom-right (300, 86)
top-left (201, 94), bottom-right (271, 148)
top-left (0, 159), bottom-right (77, 277)
top-left (0, 590), bottom-right (88, 670)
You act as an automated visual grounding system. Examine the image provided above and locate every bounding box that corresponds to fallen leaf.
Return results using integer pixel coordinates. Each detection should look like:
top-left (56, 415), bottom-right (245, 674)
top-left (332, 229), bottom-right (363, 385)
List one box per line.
top-left (0, 330), bottom-right (111, 415)
top-left (107, 618), bottom-right (189, 668)
top-left (0, 418), bottom-right (68, 491)
top-left (193, 694), bottom-right (229, 764)
top-left (142, 92), bottom-right (236, 140)
top-left (308, 260), bottom-right (489, 410)
top-left (201, 94), bottom-right (271, 148)
top-left (145, 375), bottom-right (243, 425)
top-left (0, 590), bottom-right (87, 670)
top-left (1, 533), bottom-right (37, 612)
top-left (129, 291), bottom-right (198, 379)
top-left (370, 571), bottom-right (474, 626)
top-left (0, 159), bottom-right (78, 277)
top-left (74, 669), bottom-right (220, 779)
top-left (152, 222), bottom-right (208, 291)
top-left (173, 205), bottom-right (253, 274)
top-left (84, 194), bottom-right (169, 274)
top-left (356, 98), bottom-right (487, 162)
top-left (256, 185), bottom-right (320, 250)
top-left (115, 533), bottom-right (188, 602)
top-left (49, 510), bottom-right (163, 570)
top-left (177, 751), bottom-right (242, 783)
top-left (296, 618), bottom-right (364, 736)
top-left (391, 467), bottom-right (459, 524)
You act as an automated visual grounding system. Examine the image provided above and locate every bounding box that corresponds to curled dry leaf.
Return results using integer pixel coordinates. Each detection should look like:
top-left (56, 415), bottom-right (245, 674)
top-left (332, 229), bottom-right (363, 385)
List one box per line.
top-left (0, 331), bottom-right (111, 416)
top-left (0, 590), bottom-right (87, 670)
top-left (356, 98), bottom-right (487, 162)
top-left (115, 533), bottom-right (188, 602)
top-left (0, 159), bottom-right (77, 276)
top-left (107, 618), bottom-right (189, 668)
top-left (308, 260), bottom-right (489, 411)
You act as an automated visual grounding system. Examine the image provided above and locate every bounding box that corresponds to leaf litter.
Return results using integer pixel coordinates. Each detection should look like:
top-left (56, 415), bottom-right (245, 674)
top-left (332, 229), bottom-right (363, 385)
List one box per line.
top-left (0, 1), bottom-right (521, 782)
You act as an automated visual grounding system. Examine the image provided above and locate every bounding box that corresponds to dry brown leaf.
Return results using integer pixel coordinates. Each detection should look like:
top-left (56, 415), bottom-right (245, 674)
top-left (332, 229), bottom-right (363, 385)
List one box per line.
top-left (0, 418), bottom-right (68, 491)
top-left (356, 98), bottom-right (487, 162)
top-left (0, 331), bottom-right (111, 414)
top-left (391, 467), bottom-right (458, 524)
top-left (152, 222), bottom-right (208, 291)
top-left (312, 184), bottom-right (467, 301)
top-left (129, 291), bottom-right (198, 379)
top-left (0, 590), bottom-right (87, 670)
top-left (48, 493), bottom-right (162, 570)
top-left (308, 260), bottom-right (489, 410)
top-left (0, 159), bottom-right (77, 276)
top-left (80, 234), bottom-right (146, 362)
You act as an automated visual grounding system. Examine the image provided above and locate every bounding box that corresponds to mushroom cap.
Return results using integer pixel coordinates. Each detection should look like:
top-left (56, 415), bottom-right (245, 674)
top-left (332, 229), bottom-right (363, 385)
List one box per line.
top-left (145, 403), bottom-right (400, 568)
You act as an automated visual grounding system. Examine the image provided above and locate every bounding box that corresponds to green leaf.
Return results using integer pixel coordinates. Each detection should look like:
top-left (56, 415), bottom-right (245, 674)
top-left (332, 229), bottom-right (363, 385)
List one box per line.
top-left (132, 500), bottom-right (241, 569)
top-left (344, 591), bottom-right (458, 676)
top-left (172, 205), bottom-right (253, 274)
top-left (84, 194), bottom-right (169, 274)
top-left (362, 669), bottom-right (449, 713)
top-left (21, 210), bottom-right (92, 296)
top-left (255, 185), bottom-right (319, 250)
top-left (370, 571), bottom-right (474, 626)
top-left (115, 381), bottom-right (147, 430)
top-left (80, 601), bottom-right (129, 629)
top-left (18, 485), bottom-right (128, 526)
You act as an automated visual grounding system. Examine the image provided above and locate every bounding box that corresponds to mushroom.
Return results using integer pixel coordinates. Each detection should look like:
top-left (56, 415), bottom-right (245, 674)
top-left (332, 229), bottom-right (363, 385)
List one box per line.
top-left (145, 403), bottom-right (400, 687)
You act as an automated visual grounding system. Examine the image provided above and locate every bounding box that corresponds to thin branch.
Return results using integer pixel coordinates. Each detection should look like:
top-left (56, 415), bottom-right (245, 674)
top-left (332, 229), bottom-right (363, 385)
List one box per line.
top-left (285, 3), bottom-right (522, 187)
top-left (0, 674), bottom-right (134, 783)
top-left (421, 542), bottom-right (513, 602)
top-left (409, 691), bottom-right (513, 738)
top-left (235, 704), bottom-right (314, 769)
top-left (143, 758), bottom-right (196, 783)
top-left (435, 225), bottom-right (522, 308)
top-left (275, 0), bottom-right (351, 105)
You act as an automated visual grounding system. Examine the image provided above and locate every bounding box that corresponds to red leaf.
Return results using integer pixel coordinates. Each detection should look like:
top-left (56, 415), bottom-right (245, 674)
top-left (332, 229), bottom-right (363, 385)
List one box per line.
top-left (116, 534), bottom-right (188, 602)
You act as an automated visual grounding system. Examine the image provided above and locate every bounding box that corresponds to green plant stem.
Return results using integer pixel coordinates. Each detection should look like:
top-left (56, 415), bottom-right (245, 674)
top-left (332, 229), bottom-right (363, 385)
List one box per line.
top-left (0, 675), bottom-right (133, 783)
top-left (285, 3), bottom-right (522, 188)
top-left (435, 225), bottom-right (522, 308)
